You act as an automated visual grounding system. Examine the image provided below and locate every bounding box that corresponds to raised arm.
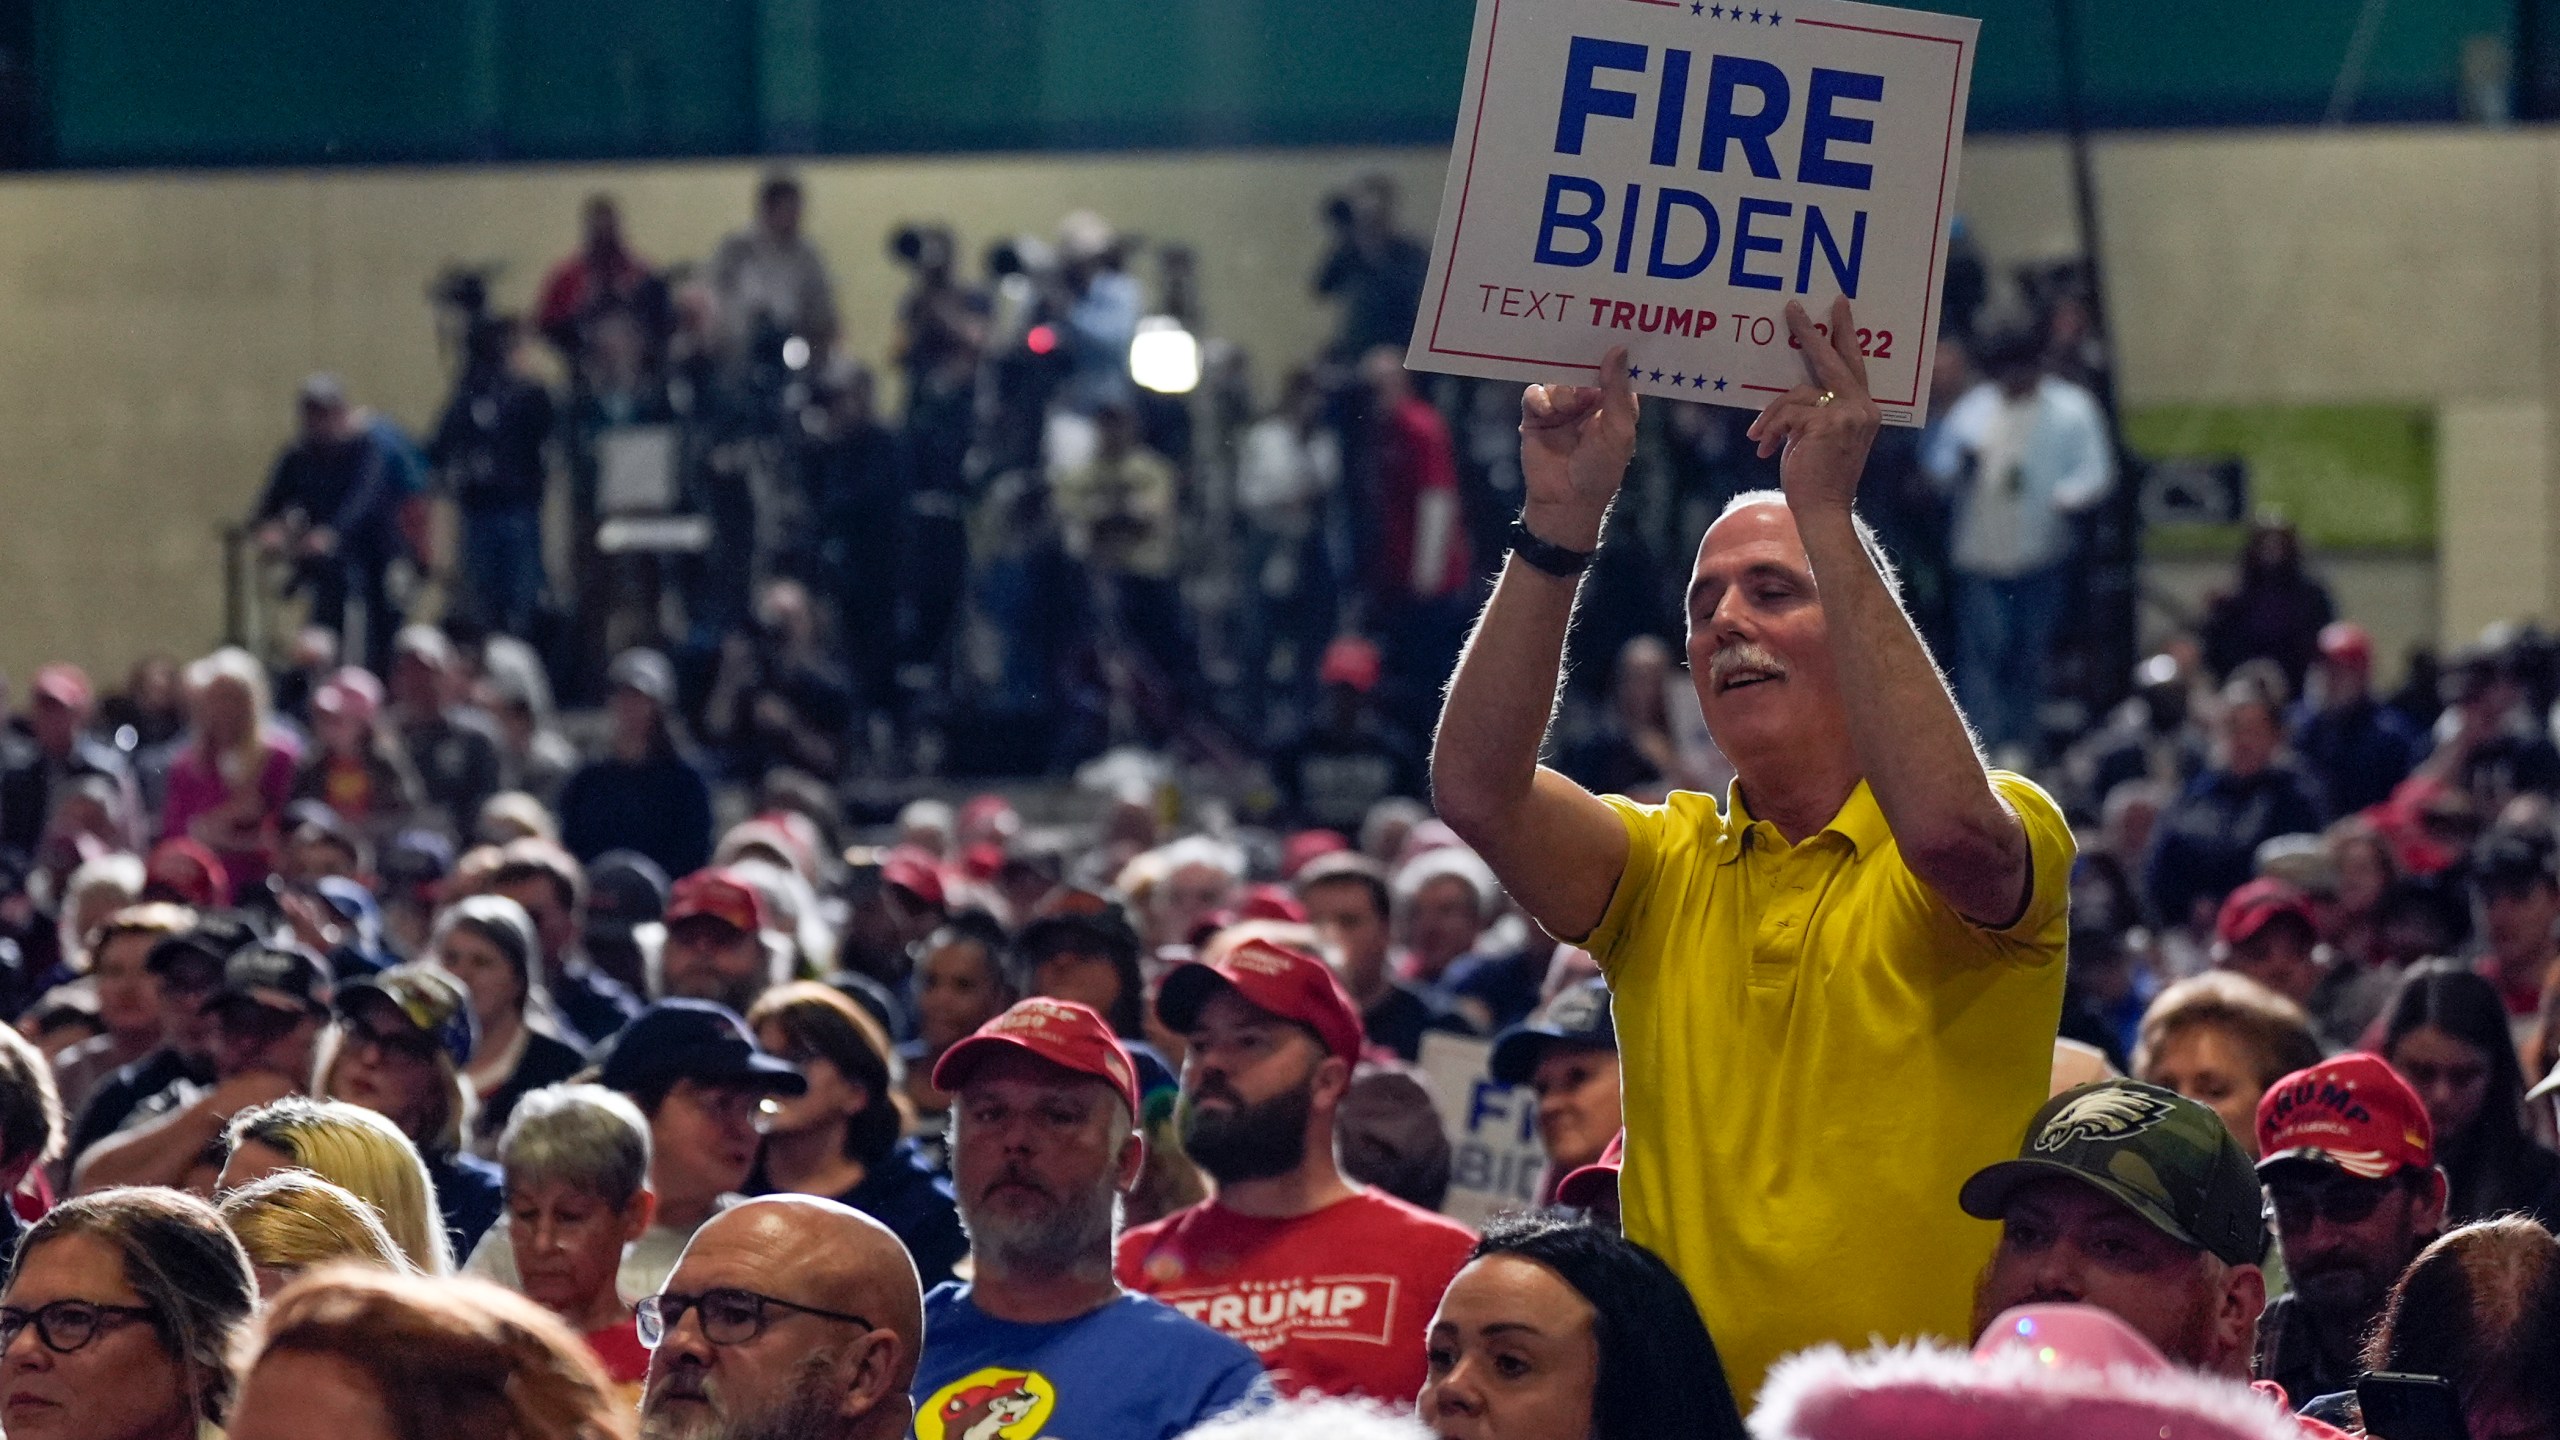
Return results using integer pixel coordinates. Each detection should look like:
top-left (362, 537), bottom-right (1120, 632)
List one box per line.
top-left (1430, 348), bottom-right (1637, 943)
top-left (1746, 300), bottom-right (2030, 925)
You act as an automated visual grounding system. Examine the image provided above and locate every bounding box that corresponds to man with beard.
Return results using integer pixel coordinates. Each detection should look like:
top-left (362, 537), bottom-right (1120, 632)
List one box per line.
top-left (1118, 940), bottom-right (1477, 1403)
top-left (1433, 308), bottom-right (2074, 1402)
top-left (662, 869), bottom-right (783, 1016)
top-left (915, 998), bottom-right (1264, 1438)
top-left (2252, 1054), bottom-right (2446, 1409)
top-left (1961, 1079), bottom-right (2270, 1381)
top-left (636, 1195), bottom-right (922, 1440)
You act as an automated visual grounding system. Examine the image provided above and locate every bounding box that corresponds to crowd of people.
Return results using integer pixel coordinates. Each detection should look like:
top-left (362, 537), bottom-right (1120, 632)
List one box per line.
top-left (6, 176), bottom-right (2558, 1440)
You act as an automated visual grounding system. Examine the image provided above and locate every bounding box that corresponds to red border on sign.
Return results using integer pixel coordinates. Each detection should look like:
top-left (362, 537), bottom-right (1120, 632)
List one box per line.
top-left (1423, 3), bottom-right (1969, 405)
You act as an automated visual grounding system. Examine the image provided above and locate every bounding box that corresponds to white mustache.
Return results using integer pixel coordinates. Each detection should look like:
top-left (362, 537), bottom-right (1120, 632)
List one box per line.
top-left (1708, 642), bottom-right (1787, 687)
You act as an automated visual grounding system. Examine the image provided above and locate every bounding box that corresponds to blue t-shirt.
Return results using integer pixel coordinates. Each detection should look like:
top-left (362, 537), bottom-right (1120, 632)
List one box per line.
top-left (913, 1283), bottom-right (1267, 1440)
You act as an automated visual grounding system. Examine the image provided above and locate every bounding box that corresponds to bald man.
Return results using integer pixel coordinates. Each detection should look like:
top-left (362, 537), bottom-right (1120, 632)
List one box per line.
top-left (638, 1195), bottom-right (923, 1440)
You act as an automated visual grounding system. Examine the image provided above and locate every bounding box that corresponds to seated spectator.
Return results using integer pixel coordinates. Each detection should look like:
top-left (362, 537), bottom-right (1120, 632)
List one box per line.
top-left (475, 791), bottom-right (557, 848)
top-left (581, 849), bottom-right (668, 1003)
top-left (557, 649), bottom-right (713, 881)
top-left (218, 1095), bottom-right (452, 1275)
top-left (1393, 849), bottom-right (1499, 991)
top-left (1007, 904), bottom-right (1166, 1083)
top-left (1556, 1132), bottom-right (1624, 1231)
top-left (1138, 837), bottom-right (1244, 952)
top-left (99, 654), bottom-right (188, 752)
top-left (1962, 1079), bottom-right (2270, 1381)
top-left (1335, 1068), bottom-right (1453, 1213)
top-left (228, 1267), bottom-right (630, 1440)
top-left (1297, 853), bottom-right (1456, 1061)
top-left (901, 911), bottom-right (1015, 1165)
top-left (2252, 1054), bottom-right (2447, 1410)
top-left (0, 1023), bottom-right (62, 1267)
top-left (1269, 638), bottom-right (1425, 833)
top-left (318, 963), bottom-right (506, 1259)
top-left (0, 1188), bottom-right (257, 1440)
top-left (661, 868), bottom-right (785, 1015)
top-left (384, 626), bottom-right (507, 837)
top-left (2144, 675), bottom-right (2328, 941)
top-left (427, 895), bottom-right (588, 1149)
top-left (1559, 635), bottom-right (1706, 799)
top-left (50, 904), bottom-right (189, 1129)
top-left (474, 1000), bottom-right (804, 1300)
top-left (493, 1083), bottom-right (659, 1398)
top-left (1488, 977), bottom-right (1621, 1200)
top-left (919, 999), bottom-right (1267, 1436)
top-left (1418, 1213), bottom-right (1745, 1440)
top-left (478, 634), bottom-right (580, 804)
top-left (2132, 971), bottom-right (2325, 1160)
top-left (703, 578), bottom-right (854, 784)
top-left (161, 648), bottom-right (300, 893)
top-left (217, 1169), bottom-right (414, 1297)
top-left (287, 668), bottom-right (422, 838)
top-left (1121, 940), bottom-right (1477, 1403)
top-left (2348, 1217), bottom-right (2560, 1437)
top-left (2467, 827), bottom-right (2560, 1020)
top-left (2425, 643), bottom-right (2560, 816)
top-left (2381, 962), bottom-right (2560, 1229)
top-left (490, 839), bottom-right (645, 1050)
top-left (74, 942), bottom-right (334, 1195)
top-left (637, 1195), bottom-right (915, 1440)
top-left (2211, 878), bottom-right (2326, 1020)
top-left (58, 916), bottom-right (240, 1180)
top-left (747, 982), bottom-right (965, 1288)
top-left (0, 663), bottom-right (132, 861)
top-left (2292, 622), bottom-right (2420, 817)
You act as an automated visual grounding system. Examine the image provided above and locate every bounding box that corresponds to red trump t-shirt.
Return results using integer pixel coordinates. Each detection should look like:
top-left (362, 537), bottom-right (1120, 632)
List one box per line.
top-left (1116, 1190), bottom-right (1477, 1404)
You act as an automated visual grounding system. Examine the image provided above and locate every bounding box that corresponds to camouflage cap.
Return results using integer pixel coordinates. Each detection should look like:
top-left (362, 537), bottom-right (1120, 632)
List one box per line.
top-left (1959, 1079), bottom-right (2269, 1267)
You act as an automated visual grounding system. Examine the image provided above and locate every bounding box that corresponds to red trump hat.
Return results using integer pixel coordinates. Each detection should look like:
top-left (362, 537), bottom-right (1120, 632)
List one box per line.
top-left (934, 997), bottom-right (1141, 1119)
top-left (1157, 938), bottom-right (1364, 1064)
top-left (666, 868), bottom-right (765, 936)
top-left (2256, 1052), bottom-right (2434, 1180)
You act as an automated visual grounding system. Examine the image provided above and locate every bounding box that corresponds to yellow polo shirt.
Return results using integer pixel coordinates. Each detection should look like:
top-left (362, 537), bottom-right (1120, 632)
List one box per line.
top-left (1582, 771), bottom-right (2071, 1404)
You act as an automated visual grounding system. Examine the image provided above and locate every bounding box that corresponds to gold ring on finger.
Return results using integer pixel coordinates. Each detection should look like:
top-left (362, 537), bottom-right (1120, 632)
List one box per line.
top-left (1815, 391), bottom-right (1836, 408)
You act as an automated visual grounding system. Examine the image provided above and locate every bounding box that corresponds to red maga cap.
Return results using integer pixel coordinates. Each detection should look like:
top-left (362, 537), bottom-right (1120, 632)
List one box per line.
top-left (2216, 877), bottom-right (2317, 948)
top-left (1157, 937), bottom-right (1364, 1063)
top-left (1556, 1130), bottom-right (1624, 1210)
top-left (2256, 1052), bottom-right (2435, 1179)
top-left (881, 846), bottom-right (948, 910)
top-left (666, 868), bottom-right (765, 936)
top-left (933, 997), bottom-right (1140, 1118)
top-left (31, 664), bottom-right (92, 710)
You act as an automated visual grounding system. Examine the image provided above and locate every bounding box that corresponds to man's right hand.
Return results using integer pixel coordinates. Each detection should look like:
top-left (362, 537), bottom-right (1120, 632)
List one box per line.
top-left (1517, 344), bottom-right (1639, 554)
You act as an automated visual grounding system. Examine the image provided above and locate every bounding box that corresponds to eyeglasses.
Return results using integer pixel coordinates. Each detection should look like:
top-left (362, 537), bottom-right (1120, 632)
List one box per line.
top-left (2266, 1177), bottom-right (2403, 1231)
top-left (0, 1301), bottom-right (156, 1354)
top-left (344, 1021), bottom-right (438, 1064)
top-left (636, 1288), bottom-right (873, 1349)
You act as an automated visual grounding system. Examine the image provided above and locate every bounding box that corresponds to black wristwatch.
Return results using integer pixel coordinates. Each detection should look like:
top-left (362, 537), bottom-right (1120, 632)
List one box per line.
top-left (1508, 519), bottom-right (1596, 578)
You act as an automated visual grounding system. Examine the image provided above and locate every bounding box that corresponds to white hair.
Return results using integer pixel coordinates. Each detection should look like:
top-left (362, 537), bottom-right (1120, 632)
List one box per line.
top-left (1178, 1398), bottom-right (1432, 1440)
top-left (1392, 847), bottom-right (1502, 922)
top-left (1155, 835), bottom-right (1246, 883)
top-left (59, 852), bottom-right (147, 962)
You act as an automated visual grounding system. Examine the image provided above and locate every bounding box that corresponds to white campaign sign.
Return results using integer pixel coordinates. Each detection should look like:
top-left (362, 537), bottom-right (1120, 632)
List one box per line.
top-left (1417, 1032), bottom-right (1545, 1227)
top-left (1407, 0), bottom-right (1978, 427)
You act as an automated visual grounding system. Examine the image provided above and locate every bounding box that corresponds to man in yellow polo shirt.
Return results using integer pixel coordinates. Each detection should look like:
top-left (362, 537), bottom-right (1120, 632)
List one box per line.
top-left (1432, 299), bottom-right (2074, 1402)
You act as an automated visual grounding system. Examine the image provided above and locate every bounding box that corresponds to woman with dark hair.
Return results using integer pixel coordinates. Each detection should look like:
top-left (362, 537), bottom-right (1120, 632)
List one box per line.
top-left (901, 910), bottom-right (1016, 1165)
top-left (2383, 961), bottom-right (2560, 1228)
top-left (2201, 514), bottom-right (2336, 695)
top-left (1420, 1212), bottom-right (1745, 1440)
top-left (747, 981), bottom-right (967, 1287)
top-left (2355, 1217), bottom-right (2560, 1438)
top-left (0, 1187), bottom-right (259, 1440)
top-left (554, 648), bottom-right (712, 880)
top-left (430, 894), bottom-right (586, 1151)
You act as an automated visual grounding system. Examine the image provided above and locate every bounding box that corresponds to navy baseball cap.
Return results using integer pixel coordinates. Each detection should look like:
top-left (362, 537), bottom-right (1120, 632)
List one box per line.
top-left (1490, 977), bottom-right (1616, 1087)
top-left (597, 999), bottom-right (805, 1098)
top-left (208, 943), bottom-right (333, 1020)
top-left (338, 964), bottom-right (476, 1067)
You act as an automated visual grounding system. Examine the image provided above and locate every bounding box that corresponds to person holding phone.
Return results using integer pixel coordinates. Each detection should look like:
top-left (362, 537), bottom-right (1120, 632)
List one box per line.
top-left (2349, 1217), bottom-right (2560, 1439)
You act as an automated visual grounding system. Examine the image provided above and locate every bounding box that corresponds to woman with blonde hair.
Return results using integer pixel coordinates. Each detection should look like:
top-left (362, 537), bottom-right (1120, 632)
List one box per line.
top-left (162, 647), bottom-right (299, 890)
top-left (217, 1096), bottom-right (453, 1275)
top-left (219, 1170), bottom-right (414, 1297)
top-left (227, 1267), bottom-right (633, 1440)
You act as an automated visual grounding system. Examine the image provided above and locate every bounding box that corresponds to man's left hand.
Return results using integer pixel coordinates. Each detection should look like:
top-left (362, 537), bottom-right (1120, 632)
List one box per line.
top-left (1745, 297), bottom-right (1882, 517)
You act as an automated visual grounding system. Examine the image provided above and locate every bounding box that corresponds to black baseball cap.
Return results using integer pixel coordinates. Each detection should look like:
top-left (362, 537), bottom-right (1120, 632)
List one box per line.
top-left (1490, 977), bottom-right (1616, 1086)
top-left (145, 915), bottom-right (259, 983)
top-left (597, 999), bottom-right (806, 1099)
top-left (207, 943), bottom-right (333, 1020)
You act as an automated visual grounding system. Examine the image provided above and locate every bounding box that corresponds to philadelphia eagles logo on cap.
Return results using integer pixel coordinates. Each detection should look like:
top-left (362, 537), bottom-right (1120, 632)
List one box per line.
top-left (2033, 1087), bottom-right (2174, 1154)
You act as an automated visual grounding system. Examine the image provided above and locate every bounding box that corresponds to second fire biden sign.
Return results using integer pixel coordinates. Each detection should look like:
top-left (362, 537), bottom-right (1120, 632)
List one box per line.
top-left (1407, 0), bottom-right (1978, 427)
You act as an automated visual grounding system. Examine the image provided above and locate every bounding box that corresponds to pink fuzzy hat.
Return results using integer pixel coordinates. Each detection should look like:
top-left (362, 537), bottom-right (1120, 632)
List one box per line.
top-left (1749, 1305), bottom-right (2312, 1440)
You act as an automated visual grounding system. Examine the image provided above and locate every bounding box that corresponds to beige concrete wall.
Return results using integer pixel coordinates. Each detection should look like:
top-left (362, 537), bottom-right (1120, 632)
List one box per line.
top-left (0, 147), bottom-right (1449, 683)
top-left (6, 127), bottom-right (2560, 682)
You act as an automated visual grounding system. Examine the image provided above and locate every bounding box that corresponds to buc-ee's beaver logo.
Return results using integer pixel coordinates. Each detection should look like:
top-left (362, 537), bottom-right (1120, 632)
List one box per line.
top-left (918, 1367), bottom-right (1056, 1440)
